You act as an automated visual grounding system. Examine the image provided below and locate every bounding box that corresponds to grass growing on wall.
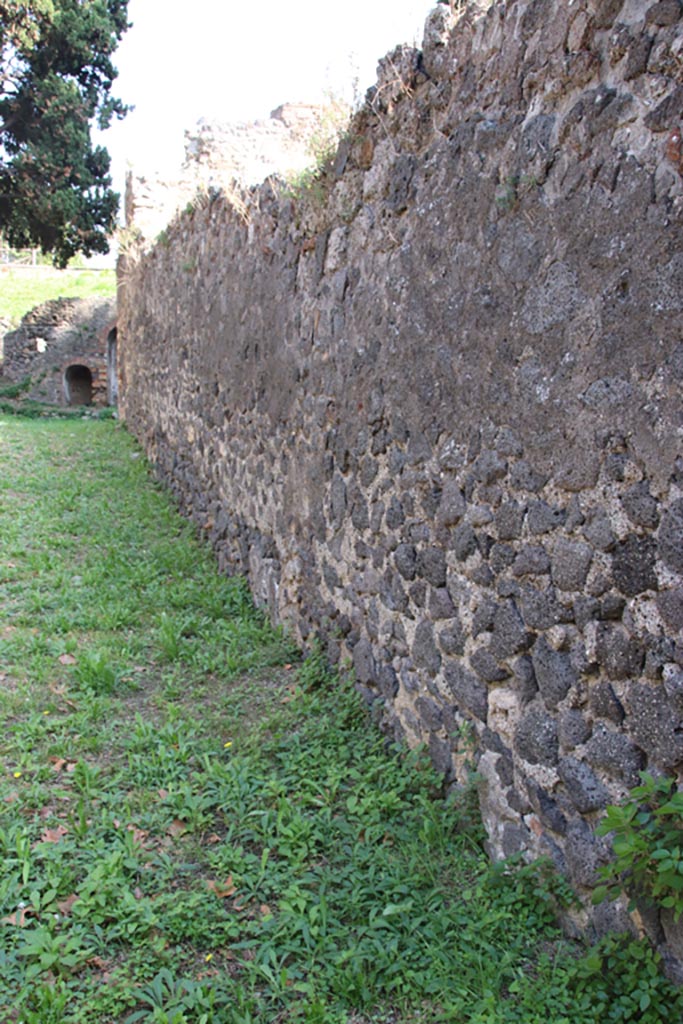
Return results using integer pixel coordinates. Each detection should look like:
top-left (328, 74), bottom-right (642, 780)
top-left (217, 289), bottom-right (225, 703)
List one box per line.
top-left (0, 416), bottom-right (682, 1023)
top-left (0, 268), bottom-right (116, 325)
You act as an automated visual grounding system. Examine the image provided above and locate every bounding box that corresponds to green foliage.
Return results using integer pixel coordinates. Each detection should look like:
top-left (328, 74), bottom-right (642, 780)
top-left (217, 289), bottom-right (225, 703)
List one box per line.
top-left (281, 94), bottom-right (350, 205)
top-left (593, 773), bottom-right (683, 919)
top-left (505, 932), bottom-right (683, 1024)
top-left (572, 933), bottom-right (683, 1022)
top-left (0, 0), bottom-right (130, 266)
top-left (0, 375), bottom-right (32, 399)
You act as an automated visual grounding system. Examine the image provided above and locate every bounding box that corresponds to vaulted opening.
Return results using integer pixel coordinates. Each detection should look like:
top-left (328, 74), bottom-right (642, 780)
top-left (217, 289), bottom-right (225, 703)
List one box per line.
top-left (64, 364), bottom-right (93, 406)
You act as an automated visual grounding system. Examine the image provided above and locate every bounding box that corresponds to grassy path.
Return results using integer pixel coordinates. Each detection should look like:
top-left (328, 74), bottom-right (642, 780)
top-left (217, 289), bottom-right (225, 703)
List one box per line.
top-left (0, 418), bottom-right (680, 1023)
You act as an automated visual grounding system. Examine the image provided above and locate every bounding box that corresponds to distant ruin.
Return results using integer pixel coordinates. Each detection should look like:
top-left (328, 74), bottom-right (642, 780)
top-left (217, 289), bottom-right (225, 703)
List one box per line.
top-left (125, 103), bottom-right (338, 242)
top-left (1, 296), bottom-right (117, 407)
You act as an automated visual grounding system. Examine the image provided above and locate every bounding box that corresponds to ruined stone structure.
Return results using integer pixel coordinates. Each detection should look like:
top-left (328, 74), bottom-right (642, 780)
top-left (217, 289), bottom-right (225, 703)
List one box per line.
top-left (118, 0), bottom-right (683, 960)
top-left (1, 296), bottom-right (118, 407)
top-left (125, 103), bottom-right (337, 243)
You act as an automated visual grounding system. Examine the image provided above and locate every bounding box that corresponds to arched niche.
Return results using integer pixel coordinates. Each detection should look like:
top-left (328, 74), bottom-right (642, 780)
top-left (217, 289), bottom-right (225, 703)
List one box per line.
top-left (64, 364), bottom-right (93, 406)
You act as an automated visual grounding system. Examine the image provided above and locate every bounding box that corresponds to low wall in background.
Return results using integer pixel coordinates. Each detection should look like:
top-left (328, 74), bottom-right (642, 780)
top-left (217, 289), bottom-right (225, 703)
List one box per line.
top-left (2, 297), bottom-right (117, 407)
top-left (118, 0), bottom-right (683, 961)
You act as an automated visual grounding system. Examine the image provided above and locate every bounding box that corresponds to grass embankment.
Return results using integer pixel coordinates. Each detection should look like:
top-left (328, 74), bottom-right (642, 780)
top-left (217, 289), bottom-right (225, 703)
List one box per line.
top-left (0, 267), bottom-right (116, 326)
top-left (0, 418), bottom-right (681, 1023)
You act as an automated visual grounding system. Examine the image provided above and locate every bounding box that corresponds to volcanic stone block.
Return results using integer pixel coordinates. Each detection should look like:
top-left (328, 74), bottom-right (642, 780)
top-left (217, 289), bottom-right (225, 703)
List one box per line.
top-left (495, 499), bottom-right (525, 541)
top-left (518, 585), bottom-right (565, 630)
top-left (470, 648), bottom-right (510, 683)
top-left (657, 587), bottom-right (683, 632)
top-left (512, 656), bottom-right (538, 704)
top-left (428, 587), bottom-right (456, 619)
top-left (595, 623), bottom-right (644, 680)
top-left (385, 497), bottom-right (405, 529)
top-left (413, 620), bottom-right (441, 676)
top-left (444, 662), bottom-right (488, 722)
top-left (659, 500), bottom-right (683, 574)
top-left (622, 482), bottom-right (659, 529)
top-left (565, 819), bottom-right (603, 888)
top-left (559, 709), bottom-right (592, 750)
top-left (515, 708), bottom-right (559, 766)
top-left (532, 637), bottom-right (578, 709)
top-left (551, 539), bottom-right (593, 592)
top-left (452, 524), bottom-right (478, 561)
top-left (512, 545), bottom-right (551, 577)
top-left (438, 618), bottom-right (466, 656)
top-left (624, 682), bottom-right (683, 769)
top-left (528, 500), bottom-right (567, 535)
top-left (416, 695), bottom-right (444, 731)
top-left (353, 638), bottom-right (376, 686)
top-left (585, 725), bottom-right (645, 785)
top-left (583, 509), bottom-right (616, 552)
top-left (527, 780), bottom-right (567, 834)
top-left (394, 543), bottom-right (417, 581)
top-left (558, 757), bottom-right (610, 812)
top-left (416, 546), bottom-right (447, 587)
top-left (510, 461), bottom-right (548, 493)
top-left (612, 534), bottom-right (658, 596)
top-left (437, 479), bottom-right (466, 526)
top-left (589, 682), bottom-right (625, 725)
top-left (489, 600), bottom-right (531, 659)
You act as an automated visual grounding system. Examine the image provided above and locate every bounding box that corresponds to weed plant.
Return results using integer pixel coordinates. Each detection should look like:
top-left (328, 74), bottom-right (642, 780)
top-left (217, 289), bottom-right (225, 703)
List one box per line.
top-left (0, 417), bottom-right (682, 1023)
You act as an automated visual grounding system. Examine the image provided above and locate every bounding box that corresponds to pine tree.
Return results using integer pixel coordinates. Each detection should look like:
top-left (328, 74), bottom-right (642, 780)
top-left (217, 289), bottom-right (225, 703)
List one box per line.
top-left (0, 0), bottom-right (129, 265)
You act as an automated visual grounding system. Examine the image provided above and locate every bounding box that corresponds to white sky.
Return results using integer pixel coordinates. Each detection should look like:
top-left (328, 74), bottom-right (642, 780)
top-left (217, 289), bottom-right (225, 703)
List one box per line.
top-left (97, 0), bottom-right (437, 195)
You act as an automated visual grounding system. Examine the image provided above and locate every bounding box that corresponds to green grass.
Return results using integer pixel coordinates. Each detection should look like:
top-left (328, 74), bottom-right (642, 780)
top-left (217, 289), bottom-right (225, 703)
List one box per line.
top-left (0, 417), bottom-right (681, 1023)
top-left (0, 267), bottom-right (115, 325)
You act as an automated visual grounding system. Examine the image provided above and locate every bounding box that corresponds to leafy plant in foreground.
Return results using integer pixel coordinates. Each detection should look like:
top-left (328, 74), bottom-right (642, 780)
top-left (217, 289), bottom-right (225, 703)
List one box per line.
top-left (593, 773), bottom-right (683, 919)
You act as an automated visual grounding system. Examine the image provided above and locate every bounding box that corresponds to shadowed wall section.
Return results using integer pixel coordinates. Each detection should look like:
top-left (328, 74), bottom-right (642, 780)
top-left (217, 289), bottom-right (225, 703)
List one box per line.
top-left (118, 0), bottom-right (683, 958)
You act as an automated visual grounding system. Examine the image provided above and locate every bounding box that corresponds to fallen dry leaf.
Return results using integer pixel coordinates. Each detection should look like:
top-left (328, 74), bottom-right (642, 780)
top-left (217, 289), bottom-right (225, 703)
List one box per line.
top-left (2, 906), bottom-right (32, 927)
top-left (58, 654), bottom-right (77, 666)
top-left (39, 824), bottom-right (69, 844)
top-left (126, 825), bottom-right (149, 846)
top-left (85, 955), bottom-right (113, 981)
top-left (206, 876), bottom-right (236, 899)
top-left (86, 955), bottom-right (108, 970)
top-left (167, 819), bottom-right (188, 839)
top-left (205, 832), bottom-right (221, 845)
top-left (57, 894), bottom-right (79, 916)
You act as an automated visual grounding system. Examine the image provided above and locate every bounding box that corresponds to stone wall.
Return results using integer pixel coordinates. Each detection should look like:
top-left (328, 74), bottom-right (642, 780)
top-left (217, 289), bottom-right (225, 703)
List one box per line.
top-left (2, 297), bottom-right (117, 406)
top-left (118, 0), bottom-right (683, 956)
